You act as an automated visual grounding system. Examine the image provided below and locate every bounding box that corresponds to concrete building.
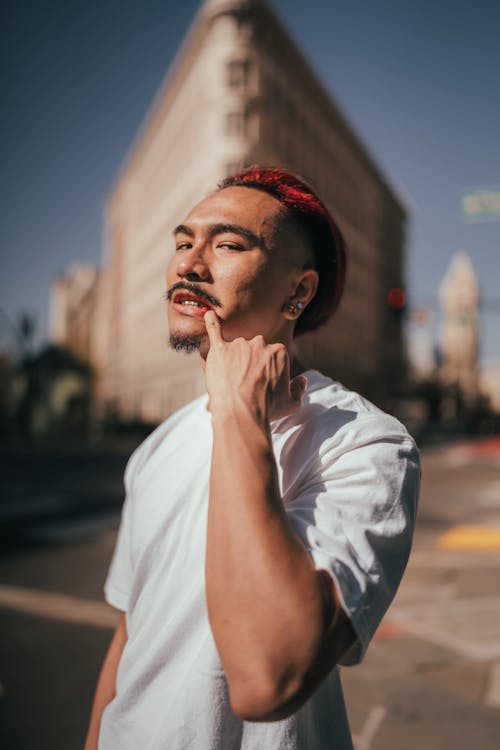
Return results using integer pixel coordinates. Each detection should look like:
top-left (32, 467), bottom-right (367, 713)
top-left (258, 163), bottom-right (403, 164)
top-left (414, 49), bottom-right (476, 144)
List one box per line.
top-left (439, 252), bottom-right (480, 406)
top-left (407, 308), bottom-right (435, 381)
top-left (90, 0), bottom-right (409, 422)
top-left (49, 264), bottom-right (100, 365)
top-left (480, 361), bottom-right (500, 414)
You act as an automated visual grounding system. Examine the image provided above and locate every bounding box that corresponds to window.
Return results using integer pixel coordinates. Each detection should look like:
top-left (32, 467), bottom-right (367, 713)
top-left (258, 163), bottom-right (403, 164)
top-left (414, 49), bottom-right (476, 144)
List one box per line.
top-left (227, 59), bottom-right (251, 89)
top-left (226, 112), bottom-right (245, 136)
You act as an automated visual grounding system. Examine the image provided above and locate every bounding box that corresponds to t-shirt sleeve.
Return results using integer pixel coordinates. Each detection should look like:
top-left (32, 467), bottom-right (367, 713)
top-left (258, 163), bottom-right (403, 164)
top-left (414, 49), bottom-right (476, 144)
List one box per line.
top-left (103, 452), bottom-right (138, 612)
top-left (284, 414), bottom-right (420, 665)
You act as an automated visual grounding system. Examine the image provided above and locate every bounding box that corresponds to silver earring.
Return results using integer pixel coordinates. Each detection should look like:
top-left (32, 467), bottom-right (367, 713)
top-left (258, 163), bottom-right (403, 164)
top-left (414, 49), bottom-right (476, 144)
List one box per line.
top-left (287, 301), bottom-right (304, 315)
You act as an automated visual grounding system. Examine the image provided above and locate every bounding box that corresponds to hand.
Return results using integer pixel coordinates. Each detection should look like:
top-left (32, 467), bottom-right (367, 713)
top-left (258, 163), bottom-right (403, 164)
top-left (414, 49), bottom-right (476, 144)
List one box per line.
top-left (204, 311), bottom-right (307, 423)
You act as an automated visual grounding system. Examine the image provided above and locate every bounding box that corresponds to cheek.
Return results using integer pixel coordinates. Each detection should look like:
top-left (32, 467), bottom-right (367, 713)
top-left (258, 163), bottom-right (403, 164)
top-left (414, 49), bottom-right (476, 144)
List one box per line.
top-left (165, 259), bottom-right (175, 287)
top-left (230, 281), bottom-right (286, 322)
top-left (217, 259), bottom-right (269, 305)
top-left (234, 263), bottom-right (287, 306)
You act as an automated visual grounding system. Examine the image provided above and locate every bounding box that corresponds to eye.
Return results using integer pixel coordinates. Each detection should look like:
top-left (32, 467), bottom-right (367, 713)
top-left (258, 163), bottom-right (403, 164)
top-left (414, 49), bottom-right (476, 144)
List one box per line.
top-left (218, 241), bottom-right (243, 251)
top-left (175, 241), bottom-right (192, 251)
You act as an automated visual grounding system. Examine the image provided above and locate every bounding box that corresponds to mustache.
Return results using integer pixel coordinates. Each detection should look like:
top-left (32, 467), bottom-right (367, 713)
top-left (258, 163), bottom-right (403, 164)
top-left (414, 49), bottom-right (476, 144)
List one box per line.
top-left (164, 281), bottom-right (222, 309)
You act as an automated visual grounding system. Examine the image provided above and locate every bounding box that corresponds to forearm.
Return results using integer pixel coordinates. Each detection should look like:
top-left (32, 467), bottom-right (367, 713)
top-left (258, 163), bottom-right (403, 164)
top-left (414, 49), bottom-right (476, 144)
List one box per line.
top-left (206, 406), bottom-right (336, 719)
top-left (84, 613), bottom-right (127, 750)
top-left (203, 314), bottom-right (354, 719)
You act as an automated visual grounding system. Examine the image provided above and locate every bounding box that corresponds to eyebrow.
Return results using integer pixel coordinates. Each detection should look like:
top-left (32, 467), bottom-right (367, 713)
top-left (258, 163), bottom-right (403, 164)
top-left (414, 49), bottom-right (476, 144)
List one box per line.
top-left (173, 222), bottom-right (265, 249)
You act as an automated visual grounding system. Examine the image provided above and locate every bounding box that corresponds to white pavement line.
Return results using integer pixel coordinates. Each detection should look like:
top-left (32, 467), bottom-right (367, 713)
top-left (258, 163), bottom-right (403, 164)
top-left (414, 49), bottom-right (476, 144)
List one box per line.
top-left (0, 585), bottom-right (119, 629)
top-left (408, 549), bottom-right (500, 569)
top-left (485, 662), bottom-right (500, 709)
top-left (353, 705), bottom-right (387, 750)
top-left (478, 481), bottom-right (500, 507)
top-left (395, 581), bottom-right (457, 606)
top-left (388, 599), bottom-right (500, 661)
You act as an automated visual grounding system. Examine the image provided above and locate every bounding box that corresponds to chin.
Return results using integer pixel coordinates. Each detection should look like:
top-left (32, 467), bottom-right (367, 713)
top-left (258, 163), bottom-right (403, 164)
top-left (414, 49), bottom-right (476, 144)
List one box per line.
top-left (168, 332), bottom-right (205, 353)
top-left (167, 312), bottom-right (206, 352)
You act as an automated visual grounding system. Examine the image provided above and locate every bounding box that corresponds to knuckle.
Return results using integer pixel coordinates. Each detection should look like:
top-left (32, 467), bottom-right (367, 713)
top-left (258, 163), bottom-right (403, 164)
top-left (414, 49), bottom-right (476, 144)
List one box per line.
top-left (271, 343), bottom-right (286, 355)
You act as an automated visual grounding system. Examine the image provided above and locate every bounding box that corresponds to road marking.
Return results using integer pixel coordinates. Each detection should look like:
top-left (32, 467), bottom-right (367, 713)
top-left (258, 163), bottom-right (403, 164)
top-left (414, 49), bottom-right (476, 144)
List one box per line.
top-left (441, 452), bottom-right (471, 468)
top-left (394, 581), bottom-right (457, 607)
top-left (485, 662), bottom-right (500, 708)
top-left (353, 705), bottom-right (387, 750)
top-left (438, 438), bottom-right (500, 467)
top-left (408, 548), bottom-right (500, 568)
top-left (478, 481), bottom-right (500, 507)
top-left (0, 585), bottom-right (119, 629)
top-left (436, 525), bottom-right (500, 551)
top-left (389, 596), bottom-right (500, 660)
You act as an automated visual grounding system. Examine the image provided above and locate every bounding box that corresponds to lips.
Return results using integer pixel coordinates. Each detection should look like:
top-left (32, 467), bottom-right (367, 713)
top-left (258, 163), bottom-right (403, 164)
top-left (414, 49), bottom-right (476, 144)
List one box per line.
top-left (172, 290), bottom-right (214, 318)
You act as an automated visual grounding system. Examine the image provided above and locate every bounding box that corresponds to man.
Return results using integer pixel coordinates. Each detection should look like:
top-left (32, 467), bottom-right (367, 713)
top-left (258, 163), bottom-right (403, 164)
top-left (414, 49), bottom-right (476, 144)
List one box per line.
top-left (85, 166), bottom-right (420, 749)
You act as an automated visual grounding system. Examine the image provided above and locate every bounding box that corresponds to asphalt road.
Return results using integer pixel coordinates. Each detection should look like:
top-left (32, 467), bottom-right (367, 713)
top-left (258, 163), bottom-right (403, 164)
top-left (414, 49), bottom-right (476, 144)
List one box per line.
top-left (0, 436), bottom-right (499, 749)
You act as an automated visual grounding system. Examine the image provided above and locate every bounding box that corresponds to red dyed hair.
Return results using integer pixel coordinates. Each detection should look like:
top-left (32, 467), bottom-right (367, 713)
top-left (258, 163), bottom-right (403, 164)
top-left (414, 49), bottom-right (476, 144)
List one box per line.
top-left (219, 166), bottom-right (346, 336)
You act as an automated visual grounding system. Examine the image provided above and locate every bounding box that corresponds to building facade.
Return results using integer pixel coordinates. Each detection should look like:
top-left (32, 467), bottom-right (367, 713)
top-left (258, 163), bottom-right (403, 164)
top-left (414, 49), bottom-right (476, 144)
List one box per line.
top-left (66, 0), bottom-right (409, 423)
top-left (439, 251), bottom-right (480, 406)
top-left (480, 361), bottom-right (500, 414)
top-left (49, 264), bottom-right (100, 365)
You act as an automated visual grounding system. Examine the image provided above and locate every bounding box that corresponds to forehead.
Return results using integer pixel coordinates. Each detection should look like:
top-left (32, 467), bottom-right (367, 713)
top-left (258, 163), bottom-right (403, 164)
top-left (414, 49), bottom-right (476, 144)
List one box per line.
top-left (184, 186), bottom-right (282, 231)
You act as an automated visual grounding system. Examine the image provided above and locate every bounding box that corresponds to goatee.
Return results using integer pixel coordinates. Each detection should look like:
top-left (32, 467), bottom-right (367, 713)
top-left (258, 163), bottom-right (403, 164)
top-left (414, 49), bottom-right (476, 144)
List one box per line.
top-left (169, 333), bottom-right (204, 353)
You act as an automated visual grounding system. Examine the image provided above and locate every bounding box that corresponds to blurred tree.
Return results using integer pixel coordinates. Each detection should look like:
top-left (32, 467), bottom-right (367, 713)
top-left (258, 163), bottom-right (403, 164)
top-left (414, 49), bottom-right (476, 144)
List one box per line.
top-left (17, 311), bottom-right (36, 359)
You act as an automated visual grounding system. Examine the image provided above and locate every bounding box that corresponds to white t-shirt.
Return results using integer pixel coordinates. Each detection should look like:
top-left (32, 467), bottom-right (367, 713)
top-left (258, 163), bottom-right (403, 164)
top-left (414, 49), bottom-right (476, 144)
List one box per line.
top-left (100, 370), bottom-right (420, 750)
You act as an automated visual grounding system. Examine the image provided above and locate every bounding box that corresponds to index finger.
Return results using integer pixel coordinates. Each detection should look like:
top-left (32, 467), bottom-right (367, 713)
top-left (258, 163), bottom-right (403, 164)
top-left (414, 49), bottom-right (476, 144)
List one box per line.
top-left (204, 310), bottom-right (224, 346)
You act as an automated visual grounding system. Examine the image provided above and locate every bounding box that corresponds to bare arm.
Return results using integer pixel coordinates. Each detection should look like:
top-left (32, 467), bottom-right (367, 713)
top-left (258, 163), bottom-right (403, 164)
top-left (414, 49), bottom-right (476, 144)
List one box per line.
top-left (204, 313), bottom-right (355, 721)
top-left (84, 612), bottom-right (127, 750)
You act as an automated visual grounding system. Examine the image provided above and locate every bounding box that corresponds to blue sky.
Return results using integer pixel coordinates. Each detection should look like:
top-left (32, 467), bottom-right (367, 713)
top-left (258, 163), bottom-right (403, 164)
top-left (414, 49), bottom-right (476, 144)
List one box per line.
top-left (1, 0), bottom-right (499, 363)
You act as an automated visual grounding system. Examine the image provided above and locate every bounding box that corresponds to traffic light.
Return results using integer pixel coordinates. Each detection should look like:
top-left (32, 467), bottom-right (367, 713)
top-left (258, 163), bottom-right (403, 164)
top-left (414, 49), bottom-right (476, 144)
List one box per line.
top-left (387, 287), bottom-right (406, 320)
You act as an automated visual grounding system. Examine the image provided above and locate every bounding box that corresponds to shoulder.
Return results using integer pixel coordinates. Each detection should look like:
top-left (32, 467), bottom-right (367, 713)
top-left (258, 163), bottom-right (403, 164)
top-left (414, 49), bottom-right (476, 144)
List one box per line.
top-left (123, 393), bottom-right (209, 490)
top-left (273, 370), bottom-right (420, 495)
top-left (276, 369), bottom-right (416, 452)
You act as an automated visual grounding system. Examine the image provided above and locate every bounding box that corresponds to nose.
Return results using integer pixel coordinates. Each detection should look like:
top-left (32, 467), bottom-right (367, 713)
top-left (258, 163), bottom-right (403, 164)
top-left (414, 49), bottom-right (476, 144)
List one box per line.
top-left (175, 243), bottom-right (211, 282)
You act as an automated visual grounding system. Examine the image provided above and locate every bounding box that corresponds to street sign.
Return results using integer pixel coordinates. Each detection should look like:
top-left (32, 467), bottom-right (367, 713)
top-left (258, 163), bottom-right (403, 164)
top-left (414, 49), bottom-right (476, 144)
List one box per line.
top-left (462, 188), bottom-right (500, 221)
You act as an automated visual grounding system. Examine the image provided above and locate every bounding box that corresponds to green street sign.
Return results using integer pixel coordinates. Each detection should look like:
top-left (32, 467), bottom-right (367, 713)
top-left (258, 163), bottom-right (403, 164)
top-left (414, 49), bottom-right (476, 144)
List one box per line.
top-left (462, 188), bottom-right (500, 221)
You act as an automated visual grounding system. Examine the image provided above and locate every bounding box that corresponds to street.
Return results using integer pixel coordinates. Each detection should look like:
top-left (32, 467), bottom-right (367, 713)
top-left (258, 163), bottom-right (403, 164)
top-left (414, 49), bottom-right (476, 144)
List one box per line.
top-left (0, 437), bottom-right (499, 749)
top-left (343, 438), bottom-right (500, 749)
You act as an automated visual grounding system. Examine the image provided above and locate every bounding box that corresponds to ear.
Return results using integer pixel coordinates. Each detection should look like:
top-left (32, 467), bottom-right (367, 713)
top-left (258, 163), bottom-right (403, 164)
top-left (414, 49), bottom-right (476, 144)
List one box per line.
top-left (282, 268), bottom-right (319, 320)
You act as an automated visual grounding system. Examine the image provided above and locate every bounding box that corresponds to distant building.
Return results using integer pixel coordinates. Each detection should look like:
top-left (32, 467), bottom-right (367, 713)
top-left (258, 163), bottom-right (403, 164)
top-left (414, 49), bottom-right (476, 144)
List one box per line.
top-left (407, 308), bottom-right (435, 380)
top-left (480, 360), bottom-right (500, 414)
top-left (49, 264), bottom-right (100, 365)
top-left (439, 252), bottom-right (480, 405)
top-left (57, 0), bottom-right (409, 423)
